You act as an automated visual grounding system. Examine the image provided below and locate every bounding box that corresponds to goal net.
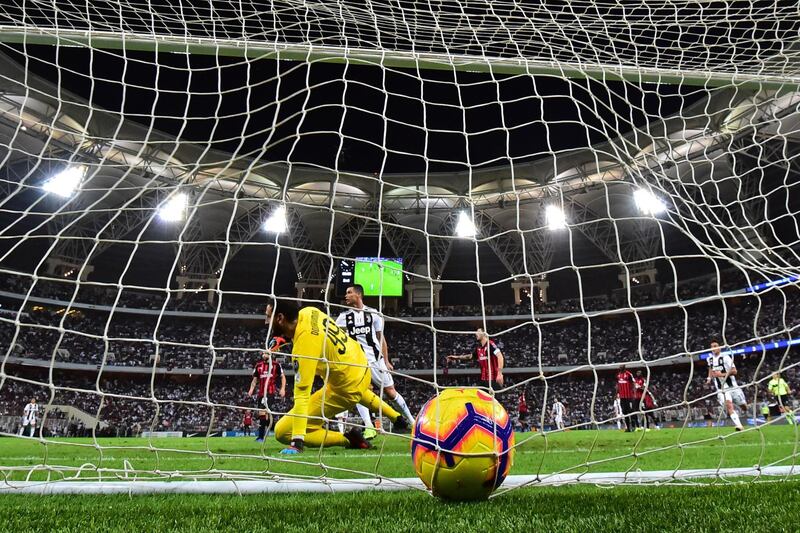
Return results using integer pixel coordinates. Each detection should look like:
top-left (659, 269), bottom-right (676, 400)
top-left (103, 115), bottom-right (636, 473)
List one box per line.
top-left (0, 1), bottom-right (799, 495)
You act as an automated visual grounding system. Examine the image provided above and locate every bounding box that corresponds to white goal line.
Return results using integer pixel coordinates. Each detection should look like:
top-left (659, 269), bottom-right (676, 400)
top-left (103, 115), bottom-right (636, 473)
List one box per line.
top-left (3, 466), bottom-right (799, 495)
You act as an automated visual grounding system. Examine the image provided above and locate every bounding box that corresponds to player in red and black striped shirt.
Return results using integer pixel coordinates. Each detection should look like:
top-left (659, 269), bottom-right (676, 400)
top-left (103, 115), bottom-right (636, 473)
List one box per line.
top-left (616, 365), bottom-right (638, 432)
top-left (243, 410), bottom-right (253, 436)
top-left (518, 390), bottom-right (530, 431)
top-left (447, 328), bottom-right (505, 387)
top-left (248, 337), bottom-right (287, 442)
top-left (642, 386), bottom-right (659, 430)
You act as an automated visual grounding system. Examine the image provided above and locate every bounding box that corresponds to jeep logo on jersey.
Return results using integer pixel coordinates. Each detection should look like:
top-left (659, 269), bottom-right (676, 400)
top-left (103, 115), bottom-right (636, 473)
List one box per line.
top-left (348, 325), bottom-right (372, 336)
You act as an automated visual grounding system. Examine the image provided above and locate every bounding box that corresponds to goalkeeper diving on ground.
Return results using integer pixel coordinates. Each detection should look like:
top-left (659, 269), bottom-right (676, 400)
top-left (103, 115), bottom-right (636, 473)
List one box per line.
top-left (265, 297), bottom-right (408, 454)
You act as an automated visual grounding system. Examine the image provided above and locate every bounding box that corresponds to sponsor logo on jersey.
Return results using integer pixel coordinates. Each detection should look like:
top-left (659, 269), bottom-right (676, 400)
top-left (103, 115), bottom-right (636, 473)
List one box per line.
top-left (349, 325), bottom-right (372, 336)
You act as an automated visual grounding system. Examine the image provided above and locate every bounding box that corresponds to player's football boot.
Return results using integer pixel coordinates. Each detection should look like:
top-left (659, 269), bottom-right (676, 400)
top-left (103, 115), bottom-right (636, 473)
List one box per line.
top-left (344, 428), bottom-right (373, 450)
top-left (391, 417), bottom-right (410, 433)
top-left (363, 428), bottom-right (378, 440)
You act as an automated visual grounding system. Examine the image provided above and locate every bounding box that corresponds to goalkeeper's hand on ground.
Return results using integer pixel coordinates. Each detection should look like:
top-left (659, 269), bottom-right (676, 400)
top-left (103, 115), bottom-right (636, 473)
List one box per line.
top-left (279, 438), bottom-right (304, 455)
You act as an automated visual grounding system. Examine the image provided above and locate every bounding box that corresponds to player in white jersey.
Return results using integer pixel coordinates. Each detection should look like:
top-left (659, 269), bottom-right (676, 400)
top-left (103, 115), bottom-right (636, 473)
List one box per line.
top-left (551, 398), bottom-right (566, 430)
top-left (706, 340), bottom-right (748, 431)
top-left (336, 284), bottom-right (415, 437)
top-left (19, 397), bottom-right (38, 437)
top-left (612, 394), bottom-right (624, 430)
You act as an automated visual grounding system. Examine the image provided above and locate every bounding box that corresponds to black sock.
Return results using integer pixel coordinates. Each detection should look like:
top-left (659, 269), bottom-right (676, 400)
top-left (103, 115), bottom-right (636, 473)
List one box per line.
top-left (258, 417), bottom-right (267, 439)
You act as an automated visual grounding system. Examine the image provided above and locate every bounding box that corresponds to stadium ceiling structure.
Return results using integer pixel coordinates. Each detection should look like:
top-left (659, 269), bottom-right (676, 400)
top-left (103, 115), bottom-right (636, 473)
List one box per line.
top-left (0, 49), bottom-right (799, 290)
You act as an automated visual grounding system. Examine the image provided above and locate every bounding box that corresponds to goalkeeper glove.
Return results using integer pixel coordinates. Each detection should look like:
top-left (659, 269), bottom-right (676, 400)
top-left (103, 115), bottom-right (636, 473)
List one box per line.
top-left (268, 336), bottom-right (289, 352)
top-left (279, 438), bottom-right (304, 455)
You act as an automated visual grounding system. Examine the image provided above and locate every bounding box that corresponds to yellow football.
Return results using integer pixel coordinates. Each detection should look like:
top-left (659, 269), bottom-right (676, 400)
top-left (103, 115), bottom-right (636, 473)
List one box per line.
top-left (411, 388), bottom-right (514, 500)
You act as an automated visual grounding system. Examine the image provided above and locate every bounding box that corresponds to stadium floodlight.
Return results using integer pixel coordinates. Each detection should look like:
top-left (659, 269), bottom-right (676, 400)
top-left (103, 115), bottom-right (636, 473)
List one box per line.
top-left (158, 193), bottom-right (188, 222)
top-left (545, 205), bottom-right (567, 230)
top-left (264, 205), bottom-right (288, 234)
top-left (634, 188), bottom-right (667, 215)
top-left (455, 211), bottom-right (477, 238)
top-left (43, 165), bottom-right (85, 198)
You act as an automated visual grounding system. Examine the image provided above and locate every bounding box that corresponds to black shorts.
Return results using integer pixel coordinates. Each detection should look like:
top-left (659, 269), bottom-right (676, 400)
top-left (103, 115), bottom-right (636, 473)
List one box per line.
top-left (776, 394), bottom-right (791, 407)
top-left (255, 394), bottom-right (281, 410)
top-left (254, 396), bottom-right (267, 409)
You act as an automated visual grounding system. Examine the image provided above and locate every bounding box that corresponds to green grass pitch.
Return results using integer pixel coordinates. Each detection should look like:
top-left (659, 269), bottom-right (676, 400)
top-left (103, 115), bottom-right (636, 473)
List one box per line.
top-left (1, 425), bottom-right (799, 531)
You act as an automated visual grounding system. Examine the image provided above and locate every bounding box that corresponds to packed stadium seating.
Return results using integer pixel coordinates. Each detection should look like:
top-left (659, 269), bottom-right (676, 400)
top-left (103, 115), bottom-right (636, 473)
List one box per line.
top-left (1, 269), bottom-right (798, 435)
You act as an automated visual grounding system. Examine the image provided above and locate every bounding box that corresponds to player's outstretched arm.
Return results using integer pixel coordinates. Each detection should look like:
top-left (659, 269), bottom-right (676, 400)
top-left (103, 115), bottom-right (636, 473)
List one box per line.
top-left (379, 333), bottom-right (393, 371)
top-left (495, 348), bottom-right (505, 385)
top-left (279, 372), bottom-right (287, 398)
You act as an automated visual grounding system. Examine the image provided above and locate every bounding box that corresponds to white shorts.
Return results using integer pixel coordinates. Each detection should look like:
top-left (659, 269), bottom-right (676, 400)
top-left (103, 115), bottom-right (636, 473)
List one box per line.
top-left (369, 358), bottom-right (394, 389)
top-left (22, 417), bottom-right (36, 426)
top-left (717, 388), bottom-right (746, 407)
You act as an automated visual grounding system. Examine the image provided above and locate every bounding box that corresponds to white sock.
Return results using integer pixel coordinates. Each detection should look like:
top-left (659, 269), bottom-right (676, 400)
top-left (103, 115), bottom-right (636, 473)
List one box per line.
top-left (356, 404), bottom-right (374, 429)
top-left (337, 420), bottom-right (345, 434)
top-left (391, 393), bottom-right (415, 424)
top-left (729, 411), bottom-right (742, 428)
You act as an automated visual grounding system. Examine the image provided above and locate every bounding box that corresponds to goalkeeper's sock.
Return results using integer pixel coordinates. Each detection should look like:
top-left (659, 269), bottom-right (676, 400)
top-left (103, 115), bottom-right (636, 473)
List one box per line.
top-left (356, 404), bottom-right (375, 429)
top-left (729, 411), bottom-right (742, 429)
top-left (359, 389), bottom-right (401, 423)
top-left (258, 416), bottom-right (267, 440)
top-left (391, 392), bottom-right (415, 424)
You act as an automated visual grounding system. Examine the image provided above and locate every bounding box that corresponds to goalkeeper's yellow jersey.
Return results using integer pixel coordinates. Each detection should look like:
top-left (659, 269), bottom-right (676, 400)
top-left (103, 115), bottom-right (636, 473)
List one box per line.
top-left (289, 307), bottom-right (370, 438)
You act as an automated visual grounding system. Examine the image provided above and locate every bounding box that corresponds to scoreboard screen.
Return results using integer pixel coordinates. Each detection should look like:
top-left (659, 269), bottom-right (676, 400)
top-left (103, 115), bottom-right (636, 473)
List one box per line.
top-left (337, 257), bottom-right (403, 297)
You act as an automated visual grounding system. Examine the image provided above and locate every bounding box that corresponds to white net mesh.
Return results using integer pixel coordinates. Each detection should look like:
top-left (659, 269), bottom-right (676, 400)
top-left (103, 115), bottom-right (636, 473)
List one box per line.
top-left (0, 1), bottom-right (799, 494)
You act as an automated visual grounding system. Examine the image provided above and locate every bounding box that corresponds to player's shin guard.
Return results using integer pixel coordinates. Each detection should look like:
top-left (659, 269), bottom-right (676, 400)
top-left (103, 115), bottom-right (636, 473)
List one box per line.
top-left (258, 416), bottom-right (267, 440)
top-left (391, 392), bottom-right (415, 424)
top-left (355, 404), bottom-right (375, 429)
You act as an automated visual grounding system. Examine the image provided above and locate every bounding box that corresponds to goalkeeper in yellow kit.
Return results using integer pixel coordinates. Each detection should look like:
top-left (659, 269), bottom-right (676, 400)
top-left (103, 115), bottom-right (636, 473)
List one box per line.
top-left (266, 298), bottom-right (408, 454)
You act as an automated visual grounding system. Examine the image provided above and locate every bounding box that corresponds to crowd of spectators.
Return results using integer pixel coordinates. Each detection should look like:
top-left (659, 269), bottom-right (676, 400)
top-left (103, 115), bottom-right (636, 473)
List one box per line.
top-left (0, 265), bottom-right (775, 320)
top-left (0, 267), bottom-right (798, 436)
top-left (1, 281), bottom-right (797, 373)
top-left (2, 346), bottom-right (797, 436)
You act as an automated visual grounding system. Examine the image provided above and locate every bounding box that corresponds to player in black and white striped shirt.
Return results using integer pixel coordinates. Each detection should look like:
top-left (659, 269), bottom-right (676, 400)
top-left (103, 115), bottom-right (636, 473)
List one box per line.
top-left (551, 398), bottom-right (566, 430)
top-left (19, 397), bottom-right (38, 437)
top-left (336, 284), bottom-right (415, 436)
top-left (706, 340), bottom-right (748, 431)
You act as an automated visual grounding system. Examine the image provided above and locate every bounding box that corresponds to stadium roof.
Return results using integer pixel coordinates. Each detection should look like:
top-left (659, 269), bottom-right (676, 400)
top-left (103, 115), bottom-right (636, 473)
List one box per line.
top-left (0, 48), bottom-right (799, 296)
